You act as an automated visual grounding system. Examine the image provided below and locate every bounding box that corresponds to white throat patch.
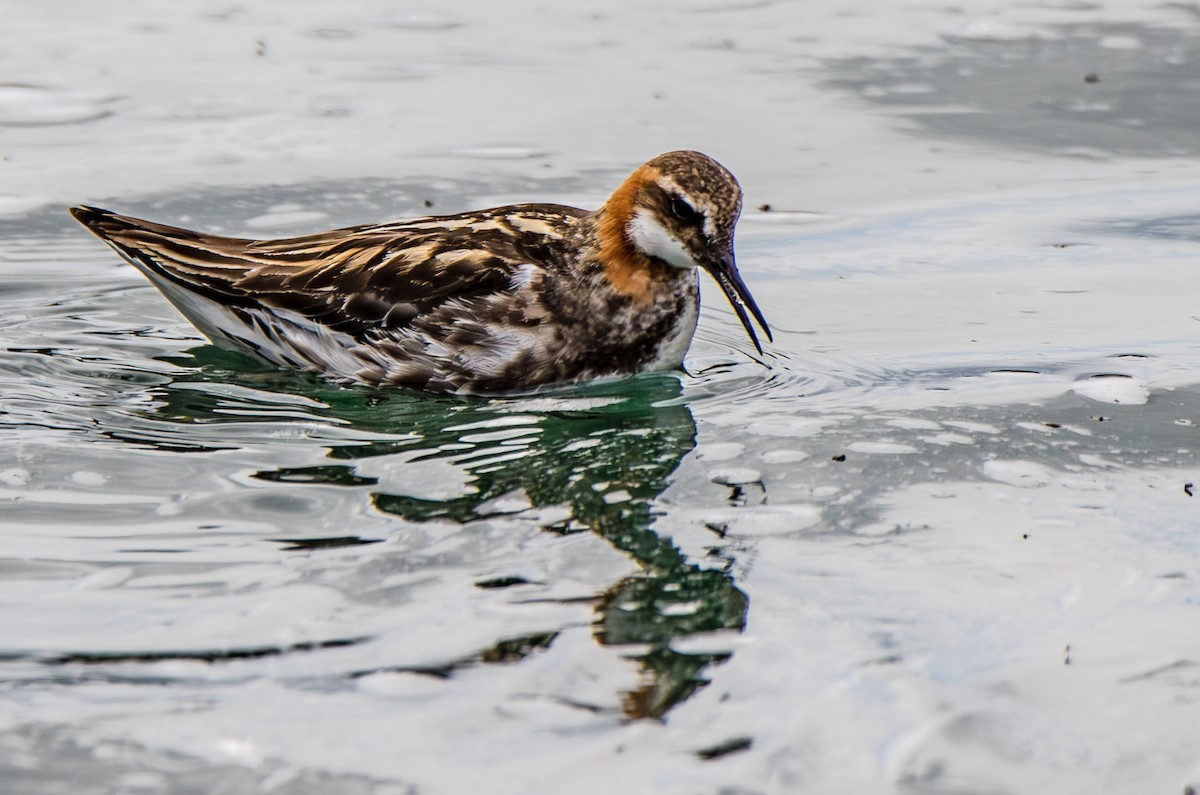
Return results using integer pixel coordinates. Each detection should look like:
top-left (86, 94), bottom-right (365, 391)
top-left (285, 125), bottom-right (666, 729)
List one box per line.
top-left (628, 209), bottom-right (696, 270)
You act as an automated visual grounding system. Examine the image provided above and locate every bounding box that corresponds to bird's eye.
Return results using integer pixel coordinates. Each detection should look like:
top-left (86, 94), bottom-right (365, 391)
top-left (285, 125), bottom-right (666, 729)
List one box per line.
top-left (669, 196), bottom-right (701, 224)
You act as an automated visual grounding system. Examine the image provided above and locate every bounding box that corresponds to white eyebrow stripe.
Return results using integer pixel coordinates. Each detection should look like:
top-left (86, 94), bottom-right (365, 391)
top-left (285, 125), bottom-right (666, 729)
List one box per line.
top-left (674, 193), bottom-right (699, 213)
top-left (656, 176), bottom-right (714, 238)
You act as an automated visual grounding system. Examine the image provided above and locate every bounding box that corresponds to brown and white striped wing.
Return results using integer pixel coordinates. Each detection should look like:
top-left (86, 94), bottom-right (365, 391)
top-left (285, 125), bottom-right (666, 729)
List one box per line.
top-left (68, 206), bottom-right (564, 337)
top-left (70, 204), bottom-right (586, 387)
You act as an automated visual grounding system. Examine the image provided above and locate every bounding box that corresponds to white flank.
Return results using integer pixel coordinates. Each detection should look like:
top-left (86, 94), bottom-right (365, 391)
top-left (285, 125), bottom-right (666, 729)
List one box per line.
top-left (133, 263), bottom-right (363, 378)
top-left (643, 292), bottom-right (699, 372)
top-left (628, 209), bottom-right (696, 270)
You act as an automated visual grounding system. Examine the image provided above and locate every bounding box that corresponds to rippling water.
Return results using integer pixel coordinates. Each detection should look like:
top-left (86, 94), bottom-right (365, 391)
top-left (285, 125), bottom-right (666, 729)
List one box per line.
top-left (0, 215), bottom-right (760, 718)
top-left (5, 178), bottom-right (1200, 791)
top-left (5, 2), bottom-right (1200, 793)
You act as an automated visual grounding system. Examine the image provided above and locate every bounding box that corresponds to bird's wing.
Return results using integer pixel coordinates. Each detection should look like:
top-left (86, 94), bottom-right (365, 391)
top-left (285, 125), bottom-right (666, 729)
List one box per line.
top-left (69, 204), bottom-right (585, 338)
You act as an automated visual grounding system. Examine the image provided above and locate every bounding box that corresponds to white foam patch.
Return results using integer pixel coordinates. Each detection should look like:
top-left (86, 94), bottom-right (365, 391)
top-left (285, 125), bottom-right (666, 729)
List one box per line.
top-left (847, 441), bottom-right (918, 454)
top-left (1072, 375), bottom-right (1150, 405)
top-left (746, 416), bottom-right (840, 438)
top-left (696, 442), bottom-right (746, 461)
top-left (0, 194), bottom-right (47, 217)
top-left (761, 449), bottom-right (810, 463)
top-left (242, 210), bottom-right (328, 229)
top-left (453, 147), bottom-right (546, 159)
top-left (920, 432), bottom-right (974, 446)
top-left (0, 469), bottom-right (29, 487)
top-left (888, 418), bottom-right (942, 431)
top-left (0, 84), bottom-right (113, 126)
top-left (702, 504), bottom-right (823, 537)
top-left (981, 459), bottom-right (1053, 488)
top-left (70, 471), bottom-right (108, 487)
top-left (944, 421), bottom-right (1001, 434)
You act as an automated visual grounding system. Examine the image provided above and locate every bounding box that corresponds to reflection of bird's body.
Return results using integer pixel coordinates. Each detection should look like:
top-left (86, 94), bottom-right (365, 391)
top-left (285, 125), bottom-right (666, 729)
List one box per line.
top-left (71, 150), bottom-right (770, 394)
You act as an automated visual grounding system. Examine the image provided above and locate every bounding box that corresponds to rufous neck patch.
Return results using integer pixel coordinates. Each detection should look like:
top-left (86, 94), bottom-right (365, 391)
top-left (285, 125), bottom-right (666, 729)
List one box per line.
top-left (595, 165), bottom-right (668, 303)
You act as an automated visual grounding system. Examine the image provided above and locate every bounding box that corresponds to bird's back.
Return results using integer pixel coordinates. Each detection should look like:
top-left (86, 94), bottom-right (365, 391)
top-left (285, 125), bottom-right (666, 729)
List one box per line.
top-left (70, 204), bottom-right (586, 339)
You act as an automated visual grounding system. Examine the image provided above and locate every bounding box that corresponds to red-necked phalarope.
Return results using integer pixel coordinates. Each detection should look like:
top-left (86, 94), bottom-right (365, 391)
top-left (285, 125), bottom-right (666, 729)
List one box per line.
top-left (71, 150), bottom-right (771, 393)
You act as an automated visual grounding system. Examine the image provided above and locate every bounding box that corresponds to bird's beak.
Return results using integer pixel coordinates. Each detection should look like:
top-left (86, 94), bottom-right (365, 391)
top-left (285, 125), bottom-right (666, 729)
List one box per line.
top-left (702, 249), bottom-right (772, 355)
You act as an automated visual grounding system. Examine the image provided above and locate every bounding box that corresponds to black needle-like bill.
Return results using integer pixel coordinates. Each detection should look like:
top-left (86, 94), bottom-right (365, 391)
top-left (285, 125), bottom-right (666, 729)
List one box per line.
top-left (703, 252), bottom-right (772, 355)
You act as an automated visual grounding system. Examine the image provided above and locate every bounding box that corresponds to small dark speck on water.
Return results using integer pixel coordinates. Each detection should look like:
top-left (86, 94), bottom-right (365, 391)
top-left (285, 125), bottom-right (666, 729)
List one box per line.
top-left (1022, 533), bottom-right (1029, 540)
top-left (1185, 483), bottom-right (1194, 497)
top-left (274, 536), bottom-right (383, 551)
top-left (1044, 422), bottom-right (1061, 429)
top-left (758, 203), bottom-right (772, 212)
top-left (696, 736), bottom-right (753, 761)
top-left (423, 199), bottom-right (433, 208)
top-left (1084, 72), bottom-right (1100, 83)
top-left (475, 576), bottom-right (533, 589)
top-left (704, 521), bottom-right (729, 538)
top-left (1064, 644), bottom-right (1072, 665)
top-left (832, 454), bottom-right (846, 462)
top-left (1093, 416), bottom-right (1108, 422)
top-left (255, 38), bottom-right (267, 57)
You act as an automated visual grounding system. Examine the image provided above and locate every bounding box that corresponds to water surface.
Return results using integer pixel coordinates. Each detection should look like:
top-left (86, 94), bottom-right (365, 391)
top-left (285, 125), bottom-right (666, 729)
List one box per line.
top-left (3, 2), bottom-right (1200, 793)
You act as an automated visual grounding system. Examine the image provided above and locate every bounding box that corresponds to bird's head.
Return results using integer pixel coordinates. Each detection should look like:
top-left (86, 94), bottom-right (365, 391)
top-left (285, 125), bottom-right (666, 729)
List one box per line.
top-left (598, 150), bottom-right (771, 353)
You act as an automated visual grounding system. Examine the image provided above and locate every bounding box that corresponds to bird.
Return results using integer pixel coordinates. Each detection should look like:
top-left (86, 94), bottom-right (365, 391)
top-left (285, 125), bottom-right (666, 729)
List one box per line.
top-left (70, 150), bottom-right (771, 394)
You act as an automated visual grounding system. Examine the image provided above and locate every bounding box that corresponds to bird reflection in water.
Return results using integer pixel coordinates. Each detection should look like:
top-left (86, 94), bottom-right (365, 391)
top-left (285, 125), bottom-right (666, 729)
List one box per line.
top-left (359, 375), bottom-right (747, 720)
top-left (144, 352), bottom-right (747, 720)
